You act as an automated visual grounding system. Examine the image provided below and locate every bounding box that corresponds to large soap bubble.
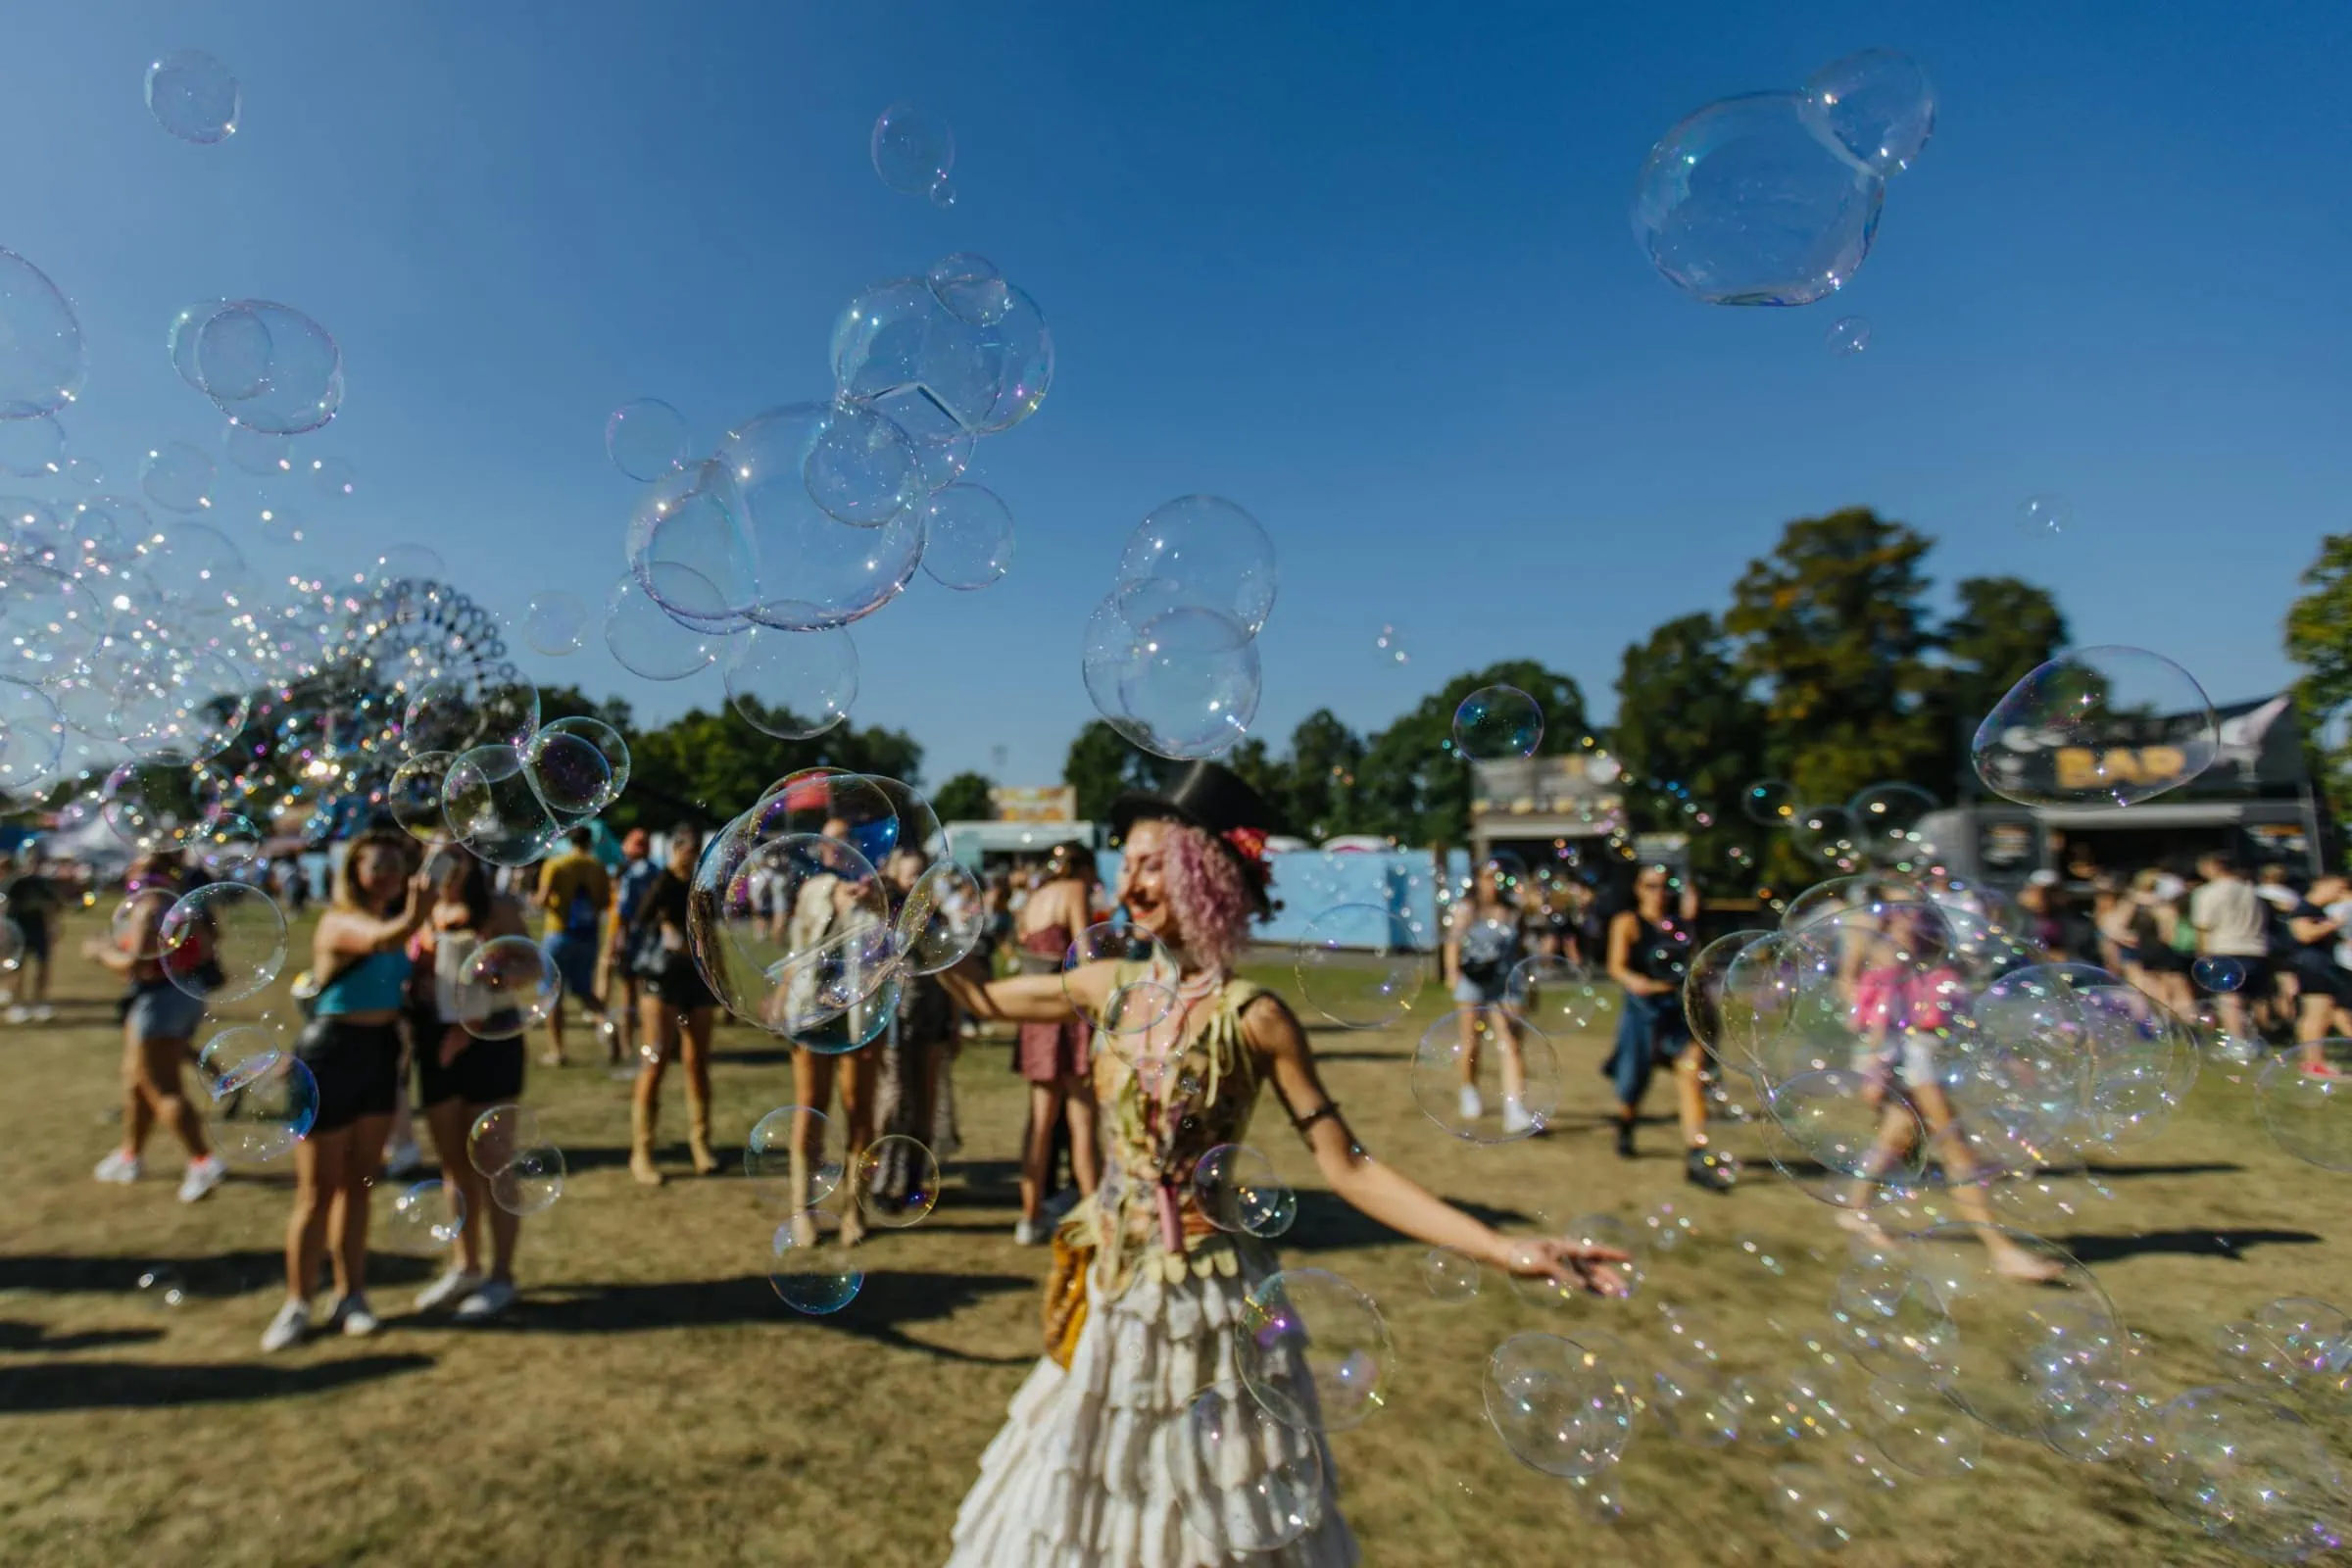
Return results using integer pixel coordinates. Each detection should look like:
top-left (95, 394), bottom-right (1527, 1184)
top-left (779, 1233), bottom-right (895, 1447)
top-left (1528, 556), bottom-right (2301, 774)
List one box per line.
top-left (831, 278), bottom-right (1053, 437)
top-left (870, 104), bottom-right (955, 196)
top-left (0, 250), bottom-right (86, 418)
top-left (626, 459), bottom-right (759, 627)
top-left (606, 397), bottom-right (688, 482)
top-left (1903, 1223), bottom-right (2124, 1440)
top-left (918, 483), bottom-right (1014, 591)
top-left (1294, 903), bottom-right (1418, 1029)
top-left (1802, 49), bottom-right (1935, 175)
top-left (1633, 92), bottom-right (1885, 307)
top-left (145, 49), bottom-right (241, 143)
top-left (2142, 1386), bottom-right (2350, 1562)
top-left (440, 745), bottom-right (561, 867)
top-left (1238, 1269), bottom-right (1394, 1435)
top-left (717, 404), bottom-right (924, 630)
top-left (1082, 588), bottom-right (1259, 761)
top-left (689, 825), bottom-right (896, 1035)
top-left (1163, 1383), bottom-right (1326, 1555)
top-left (1971, 647), bottom-right (2218, 808)
top-left (724, 624), bottom-right (858, 740)
top-left (159, 881), bottom-right (287, 1004)
top-left (1483, 1333), bottom-right (1636, 1479)
top-left (2256, 1042), bottom-right (2352, 1170)
top-left (1115, 496), bottom-right (1277, 637)
top-left (192, 302), bottom-right (345, 435)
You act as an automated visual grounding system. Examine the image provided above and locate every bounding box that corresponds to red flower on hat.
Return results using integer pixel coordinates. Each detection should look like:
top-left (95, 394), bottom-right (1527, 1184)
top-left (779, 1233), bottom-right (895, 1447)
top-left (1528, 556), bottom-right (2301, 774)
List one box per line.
top-left (1222, 826), bottom-right (1269, 866)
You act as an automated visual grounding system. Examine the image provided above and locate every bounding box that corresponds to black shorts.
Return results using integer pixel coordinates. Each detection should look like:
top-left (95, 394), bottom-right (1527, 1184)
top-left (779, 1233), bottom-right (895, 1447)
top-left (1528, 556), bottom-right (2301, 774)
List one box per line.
top-left (296, 1020), bottom-right (403, 1135)
top-left (2293, 957), bottom-right (2352, 1007)
top-left (12, 918), bottom-right (47, 961)
top-left (648, 960), bottom-right (716, 1013)
top-left (416, 1025), bottom-right (526, 1107)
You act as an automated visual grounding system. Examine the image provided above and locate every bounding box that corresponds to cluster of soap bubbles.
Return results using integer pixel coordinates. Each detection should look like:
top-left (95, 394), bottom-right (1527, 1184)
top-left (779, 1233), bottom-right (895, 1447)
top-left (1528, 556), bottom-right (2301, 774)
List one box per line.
top-left (468, 1104), bottom-right (566, 1217)
top-left (1635, 49), bottom-right (1934, 307)
top-left (749, 1102), bottom-right (944, 1314)
top-left (1742, 779), bottom-right (1944, 876)
top-left (1082, 496), bottom-right (1275, 761)
top-left (201, 1028), bottom-right (319, 1164)
top-left (167, 299), bottom-right (345, 437)
top-left (602, 256), bottom-right (1047, 738)
top-left (393, 673), bottom-right (630, 868)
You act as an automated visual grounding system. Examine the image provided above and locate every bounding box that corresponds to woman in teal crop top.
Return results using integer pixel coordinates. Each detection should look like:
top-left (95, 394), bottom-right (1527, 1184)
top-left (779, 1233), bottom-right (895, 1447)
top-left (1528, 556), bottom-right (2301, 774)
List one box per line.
top-left (313, 950), bottom-right (414, 1014)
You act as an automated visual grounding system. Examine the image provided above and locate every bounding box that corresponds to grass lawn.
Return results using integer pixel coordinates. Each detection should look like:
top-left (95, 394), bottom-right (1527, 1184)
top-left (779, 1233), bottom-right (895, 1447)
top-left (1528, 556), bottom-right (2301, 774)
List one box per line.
top-left (0, 910), bottom-right (2346, 1566)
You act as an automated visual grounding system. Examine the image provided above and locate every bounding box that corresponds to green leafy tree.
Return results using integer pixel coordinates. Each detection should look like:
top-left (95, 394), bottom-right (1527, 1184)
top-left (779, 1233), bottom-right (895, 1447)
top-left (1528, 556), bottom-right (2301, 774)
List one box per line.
top-left (1282, 709), bottom-right (1368, 842)
top-left (1724, 510), bottom-right (1944, 887)
top-left (1355, 662), bottom-right (1589, 846)
top-left (2285, 532), bottom-right (2352, 859)
top-left (1063, 720), bottom-right (1169, 823)
top-left (613, 705), bottom-right (921, 832)
top-left (931, 771), bottom-right (996, 823)
top-left (1219, 737), bottom-right (1292, 835)
top-left (1932, 575), bottom-right (2068, 788)
top-left (1610, 612), bottom-right (1767, 884)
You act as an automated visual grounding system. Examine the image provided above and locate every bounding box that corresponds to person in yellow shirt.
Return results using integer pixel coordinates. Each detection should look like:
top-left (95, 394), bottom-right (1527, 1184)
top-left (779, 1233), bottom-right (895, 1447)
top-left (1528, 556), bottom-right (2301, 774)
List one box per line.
top-left (535, 827), bottom-right (613, 1066)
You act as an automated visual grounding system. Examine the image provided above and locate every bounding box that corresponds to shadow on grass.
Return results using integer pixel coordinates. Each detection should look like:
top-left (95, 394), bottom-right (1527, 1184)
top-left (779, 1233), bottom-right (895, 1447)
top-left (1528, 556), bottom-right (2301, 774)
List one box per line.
top-left (2077, 1161), bottom-right (2246, 1179)
top-left (1275, 1190), bottom-right (1534, 1252)
top-left (0, 1353), bottom-right (434, 1412)
top-left (2059, 1228), bottom-right (2323, 1265)
top-left (0, 1320), bottom-right (166, 1353)
top-left (461, 1269), bottom-right (1037, 1364)
top-left (0, 1250), bottom-right (439, 1296)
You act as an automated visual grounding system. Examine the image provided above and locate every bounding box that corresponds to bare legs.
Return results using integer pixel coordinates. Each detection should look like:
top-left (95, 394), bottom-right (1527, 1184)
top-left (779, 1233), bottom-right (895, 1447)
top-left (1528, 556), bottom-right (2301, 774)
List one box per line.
top-left (1672, 1046), bottom-right (1710, 1148)
top-left (282, 1114), bottom-right (384, 1303)
top-left (424, 1097), bottom-right (492, 1277)
top-left (632, 999), bottom-right (713, 1184)
top-left (1453, 1003), bottom-right (1527, 1106)
top-left (1019, 1073), bottom-right (1099, 1225)
top-left (119, 1028), bottom-right (210, 1164)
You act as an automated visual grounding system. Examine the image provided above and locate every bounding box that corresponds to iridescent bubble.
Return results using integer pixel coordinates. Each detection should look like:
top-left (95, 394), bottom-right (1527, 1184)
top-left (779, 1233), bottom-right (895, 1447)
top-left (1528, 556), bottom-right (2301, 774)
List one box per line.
top-left (440, 745), bottom-right (561, 867)
top-left (690, 829), bottom-right (894, 1036)
top-left (1767, 1463), bottom-right (1855, 1552)
top-left (918, 483), bottom-right (1013, 591)
top-left (1374, 623), bottom-right (1409, 666)
top-left (1865, 1371), bottom-right (1980, 1476)
top-left (853, 1134), bottom-right (940, 1227)
top-left (768, 1214), bottom-right (863, 1313)
top-left (1482, 1332), bottom-right (1635, 1479)
top-left (532, 717), bottom-right (628, 813)
top-left (202, 303), bottom-right (344, 436)
top-left (136, 1264), bottom-right (188, 1308)
top-left (210, 1050), bottom-right (318, 1164)
top-left (159, 881), bottom-right (286, 1004)
top-left (1505, 954), bottom-right (1610, 1037)
top-left (1451, 685), bottom-right (1543, 760)
top-left (382, 1179), bottom-right (466, 1255)
top-left (0, 677), bottom-right (65, 796)
top-left (603, 571), bottom-right (715, 682)
top-left (1511, 1213), bottom-right (1644, 1308)
top-left (723, 623), bottom-right (858, 740)
top-left (928, 176), bottom-right (956, 210)
top-left (894, 859), bottom-right (985, 975)
top-left (926, 253), bottom-right (1010, 325)
top-left (467, 1103), bottom-right (541, 1178)
top-left (1827, 315), bottom-right (1871, 356)
top-left (1238, 1269), bottom-right (1394, 1434)
top-left (2193, 955), bottom-right (2245, 994)
top-left (2256, 1042), bottom-right (2352, 1171)
top-left (1410, 1004), bottom-right (1559, 1144)
top-left (871, 104), bottom-right (955, 196)
top-left (1971, 647), bottom-right (2217, 808)
top-left (746, 1105), bottom-right (845, 1212)
top-left (402, 670), bottom-right (540, 758)
top-left (1742, 777), bottom-right (1797, 824)
top-left (2144, 1386), bottom-right (2349, 1563)
top-left (606, 398), bottom-right (688, 483)
top-left (100, 758), bottom-right (210, 853)
top-left (220, 419), bottom-right (290, 477)
top-left (718, 404), bottom-right (924, 629)
top-left (1633, 93), bottom-right (1885, 307)
top-left (188, 812), bottom-right (264, 877)
top-left (1293, 903), bottom-right (1418, 1029)
top-left (453, 934), bottom-right (559, 1040)
top-left (140, 442), bottom-right (215, 514)
top-left (490, 1144), bottom-right (565, 1215)
top-left (1803, 49), bottom-right (1936, 175)
top-left (1164, 1383), bottom-right (1326, 1555)
top-left (801, 400), bottom-right (922, 526)
top-left (0, 252), bottom-right (83, 420)
top-left (144, 49), bottom-right (240, 143)
top-left (625, 459), bottom-right (758, 628)
top-left (1104, 604), bottom-right (1260, 761)
top-left (0, 415), bottom-right (62, 478)
top-left (1192, 1143), bottom-right (1296, 1238)
top-left (109, 646), bottom-right (250, 763)
top-left (1905, 1222), bottom-right (2125, 1439)
top-left (389, 752), bottom-right (456, 844)
top-left (1115, 496), bottom-right (1277, 636)
top-left (522, 590), bottom-right (587, 656)
top-left (1424, 1248), bottom-right (1481, 1300)
top-left (308, 456), bottom-right (358, 501)
top-left (523, 730), bottom-right (613, 821)
top-left (2018, 494), bottom-right (2070, 538)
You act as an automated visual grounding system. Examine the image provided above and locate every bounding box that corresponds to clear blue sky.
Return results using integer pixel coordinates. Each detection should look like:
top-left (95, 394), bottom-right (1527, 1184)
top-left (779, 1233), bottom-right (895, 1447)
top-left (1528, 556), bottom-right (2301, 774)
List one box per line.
top-left (3, 1), bottom-right (2342, 792)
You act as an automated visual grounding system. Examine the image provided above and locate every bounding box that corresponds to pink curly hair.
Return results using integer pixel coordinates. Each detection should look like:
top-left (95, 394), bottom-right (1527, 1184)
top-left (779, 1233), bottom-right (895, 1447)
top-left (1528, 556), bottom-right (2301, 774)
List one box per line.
top-left (1158, 818), bottom-right (1261, 974)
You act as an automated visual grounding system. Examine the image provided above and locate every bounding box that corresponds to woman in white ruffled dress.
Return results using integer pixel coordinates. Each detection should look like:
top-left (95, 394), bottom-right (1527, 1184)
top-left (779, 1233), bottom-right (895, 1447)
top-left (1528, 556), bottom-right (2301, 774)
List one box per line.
top-left (939, 763), bottom-right (1624, 1567)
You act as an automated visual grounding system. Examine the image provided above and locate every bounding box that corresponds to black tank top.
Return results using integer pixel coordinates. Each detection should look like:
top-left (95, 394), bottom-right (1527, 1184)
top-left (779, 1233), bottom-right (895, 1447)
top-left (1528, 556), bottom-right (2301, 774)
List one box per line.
top-left (1625, 910), bottom-right (1693, 986)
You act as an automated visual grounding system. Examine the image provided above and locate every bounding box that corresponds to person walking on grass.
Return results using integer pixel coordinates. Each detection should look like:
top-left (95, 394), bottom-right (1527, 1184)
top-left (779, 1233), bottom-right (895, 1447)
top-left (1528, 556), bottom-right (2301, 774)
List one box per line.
top-left (626, 827), bottom-right (722, 1185)
top-left (534, 825), bottom-right (614, 1067)
top-left (1603, 864), bottom-right (1736, 1191)
top-left (1441, 855), bottom-right (1533, 1135)
top-left (609, 827), bottom-right (661, 1063)
top-left (5, 848), bottom-right (61, 1023)
top-left (87, 853), bottom-right (228, 1203)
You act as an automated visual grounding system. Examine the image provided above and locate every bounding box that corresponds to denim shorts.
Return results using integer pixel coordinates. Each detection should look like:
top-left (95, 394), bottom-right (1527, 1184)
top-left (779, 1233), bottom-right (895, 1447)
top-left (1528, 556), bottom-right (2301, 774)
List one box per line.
top-left (544, 934), bottom-right (600, 998)
top-left (126, 984), bottom-right (207, 1042)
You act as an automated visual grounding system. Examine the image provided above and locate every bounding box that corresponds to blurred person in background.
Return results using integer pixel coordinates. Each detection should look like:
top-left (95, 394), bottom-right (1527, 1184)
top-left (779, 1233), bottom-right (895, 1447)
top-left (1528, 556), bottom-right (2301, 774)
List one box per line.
top-left (2126, 869), bottom-right (2196, 1017)
top-left (626, 826), bottom-right (720, 1185)
top-left (781, 817), bottom-right (894, 1247)
top-left (2256, 862), bottom-right (2303, 1035)
top-left (867, 845), bottom-right (963, 1207)
top-left (1010, 841), bottom-right (1098, 1245)
top-left (2285, 874), bottom-right (2352, 1076)
top-left (609, 827), bottom-right (662, 1063)
top-left (1604, 865), bottom-right (1735, 1191)
top-left (534, 825), bottom-right (613, 1067)
top-left (412, 847), bottom-right (535, 1319)
top-left (2191, 852), bottom-right (2270, 1046)
top-left (85, 852), bottom-right (227, 1203)
top-left (1442, 855), bottom-right (1533, 1135)
top-left (267, 832), bottom-right (429, 1351)
top-left (5, 848), bottom-right (61, 1022)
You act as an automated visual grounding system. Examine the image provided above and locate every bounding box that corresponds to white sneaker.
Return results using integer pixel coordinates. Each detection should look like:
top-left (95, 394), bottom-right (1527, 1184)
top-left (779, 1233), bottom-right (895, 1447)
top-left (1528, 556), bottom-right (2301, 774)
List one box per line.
top-left (455, 1279), bottom-right (516, 1320)
top-left (1500, 1098), bottom-right (1535, 1136)
top-left (415, 1268), bottom-right (483, 1313)
top-left (329, 1295), bottom-right (379, 1338)
top-left (1457, 1085), bottom-right (1485, 1121)
top-left (29, 1003), bottom-right (51, 1022)
top-left (177, 1154), bottom-right (228, 1203)
top-left (383, 1140), bottom-right (423, 1178)
top-left (92, 1150), bottom-right (142, 1185)
top-left (261, 1299), bottom-right (311, 1352)
top-left (5, 1004), bottom-right (27, 1024)
top-left (1013, 1217), bottom-right (1048, 1247)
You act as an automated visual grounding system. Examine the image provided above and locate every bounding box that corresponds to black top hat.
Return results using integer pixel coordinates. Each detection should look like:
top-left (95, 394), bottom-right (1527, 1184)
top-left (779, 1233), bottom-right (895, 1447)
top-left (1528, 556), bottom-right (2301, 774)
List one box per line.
top-left (1110, 760), bottom-right (1275, 857)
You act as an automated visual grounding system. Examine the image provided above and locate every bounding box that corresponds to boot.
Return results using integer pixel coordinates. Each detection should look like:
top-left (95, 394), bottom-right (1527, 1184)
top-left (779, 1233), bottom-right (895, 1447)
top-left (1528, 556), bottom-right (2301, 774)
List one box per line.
top-left (686, 1089), bottom-right (719, 1177)
top-left (630, 1099), bottom-right (663, 1187)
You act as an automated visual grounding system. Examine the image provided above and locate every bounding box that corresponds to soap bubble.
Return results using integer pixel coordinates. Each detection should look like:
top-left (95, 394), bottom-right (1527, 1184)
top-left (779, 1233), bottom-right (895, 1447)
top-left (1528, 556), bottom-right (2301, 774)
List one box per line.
top-left (100, 758), bottom-right (209, 854)
top-left (1764, 1067), bottom-right (1927, 1200)
top-left (466, 1103), bottom-right (540, 1177)
top-left (603, 571), bottom-right (715, 681)
top-left (188, 813), bottom-right (263, 878)
top-left (210, 1050), bottom-right (318, 1164)
top-left (1238, 1269), bottom-right (1394, 1434)
top-left (1505, 955), bottom-right (1609, 1036)
top-left (801, 400), bottom-right (922, 527)
top-left (402, 669), bottom-right (540, 759)
top-left (523, 729), bottom-right (614, 820)
top-left (534, 716), bottom-right (630, 807)
top-left (690, 829), bottom-right (894, 1036)
top-left (894, 858), bottom-right (985, 975)
top-left (109, 646), bottom-right (250, 763)
top-left (1767, 1463), bottom-right (1855, 1552)
top-left (1511, 1213), bottom-right (1643, 1307)
top-left (1826, 315), bottom-right (1871, 356)
top-left (1115, 496), bottom-right (1278, 636)
top-left (220, 419), bottom-right (290, 477)
top-left (1293, 903), bottom-right (1417, 1029)
top-left (1483, 1332), bottom-right (1635, 1478)
top-left (2018, 494), bottom-right (2071, 538)
top-left (2193, 955), bottom-right (2245, 993)
top-left (926, 253), bottom-right (1011, 325)
top-left (441, 745), bottom-right (561, 867)
top-left (1410, 1004), bottom-right (1559, 1144)
top-left (1633, 92), bottom-right (1885, 307)
top-left (626, 459), bottom-right (758, 627)
top-left (1972, 646), bottom-right (2217, 808)
top-left (390, 752), bottom-right (457, 844)
top-left (1803, 49), bottom-right (1936, 175)
top-left (1424, 1248), bottom-right (1481, 1300)
top-left (853, 1135), bottom-right (939, 1227)
top-left (0, 251), bottom-right (85, 419)
top-left (829, 276), bottom-right (1053, 437)
top-left (136, 1264), bottom-right (188, 1308)
top-left (1058, 921), bottom-right (1181, 1038)
top-left (768, 1212), bottom-right (862, 1314)
top-left (1905, 1223), bottom-right (2125, 1439)
top-left (382, 1180), bottom-right (466, 1255)
top-left (723, 623), bottom-right (858, 740)
top-left (490, 1144), bottom-right (565, 1215)
top-left (453, 934), bottom-right (559, 1040)
top-left (0, 677), bottom-right (65, 795)
top-left (1865, 1371), bottom-right (1980, 1476)
top-left (0, 415), bottom-right (63, 477)
top-left (159, 881), bottom-right (285, 1003)
top-left (1651, 1359), bottom-right (1742, 1446)
top-left (718, 404), bottom-right (925, 629)
top-left (1165, 1382), bottom-right (1327, 1554)
top-left (1742, 777), bottom-right (1796, 824)
top-left (141, 442), bottom-right (215, 514)
top-left (523, 591), bottom-right (588, 656)
top-left (870, 104), bottom-right (955, 195)
top-left (1452, 685), bottom-right (1542, 760)
top-left (144, 49), bottom-right (240, 143)
top-left (1374, 623), bottom-right (1409, 666)
top-left (918, 483), bottom-right (1014, 591)
top-left (2257, 1043), bottom-right (2352, 1170)
top-left (1682, 930), bottom-right (1771, 1058)
top-left (198, 302), bottom-right (344, 435)
top-left (1844, 781), bottom-right (1937, 861)
top-left (605, 398), bottom-right (688, 482)
top-left (1111, 604), bottom-right (1262, 761)
top-left (1193, 1144), bottom-right (1296, 1238)
top-left (2143, 1386), bottom-right (2350, 1562)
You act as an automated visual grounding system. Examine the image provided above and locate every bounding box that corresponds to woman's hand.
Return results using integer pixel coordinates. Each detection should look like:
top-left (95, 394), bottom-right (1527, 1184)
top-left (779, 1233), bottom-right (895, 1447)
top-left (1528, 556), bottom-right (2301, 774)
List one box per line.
top-left (1495, 1235), bottom-right (1633, 1298)
top-left (438, 1025), bottom-right (470, 1068)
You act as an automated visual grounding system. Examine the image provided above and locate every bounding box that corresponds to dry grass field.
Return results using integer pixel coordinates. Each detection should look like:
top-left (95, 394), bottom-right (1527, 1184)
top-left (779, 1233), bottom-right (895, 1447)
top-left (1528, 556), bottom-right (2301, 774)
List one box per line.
top-left (1, 910), bottom-right (2346, 1567)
